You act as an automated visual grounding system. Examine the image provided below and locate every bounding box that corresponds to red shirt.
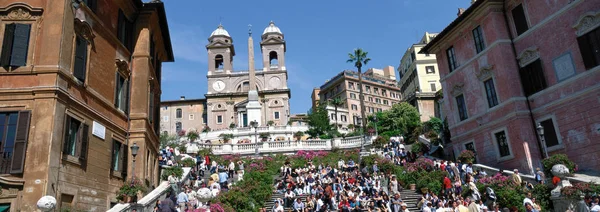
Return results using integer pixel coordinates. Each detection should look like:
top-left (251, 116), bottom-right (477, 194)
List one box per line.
top-left (440, 164), bottom-right (446, 171)
top-left (444, 177), bottom-right (452, 189)
top-left (338, 201), bottom-right (350, 209)
top-left (553, 176), bottom-right (560, 186)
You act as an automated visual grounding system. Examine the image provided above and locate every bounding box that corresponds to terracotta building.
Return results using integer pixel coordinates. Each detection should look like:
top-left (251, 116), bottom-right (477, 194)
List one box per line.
top-left (311, 88), bottom-right (320, 111)
top-left (422, 0), bottom-right (600, 173)
top-left (398, 32), bottom-right (442, 122)
top-left (317, 67), bottom-right (402, 130)
top-left (160, 96), bottom-right (206, 136)
top-left (0, 0), bottom-right (172, 210)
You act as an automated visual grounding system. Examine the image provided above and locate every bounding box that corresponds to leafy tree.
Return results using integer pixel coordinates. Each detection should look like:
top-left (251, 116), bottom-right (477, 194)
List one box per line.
top-left (328, 97), bottom-right (344, 130)
top-left (294, 131), bottom-right (304, 141)
top-left (306, 104), bottom-right (332, 138)
top-left (347, 124), bottom-right (355, 132)
top-left (347, 48), bottom-right (371, 151)
top-left (160, 133), bottom-right (176, 149)
top-left (373, 103), bottom-right (422, 143)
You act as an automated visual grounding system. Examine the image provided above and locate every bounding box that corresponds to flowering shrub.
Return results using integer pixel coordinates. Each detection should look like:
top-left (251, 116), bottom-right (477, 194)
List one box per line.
top-left (209, 203), bottom-right (226, 212)
top-left (221, 154), bottom-right (241, 162)
top-left (295, 150), bottom-right (329, 160)
top-left (458, 150), bottom-right (475, 163)
top-left (178, 130), bottom-right (187, 137)
top-left (116, 178), bottom-right (147, 202)
top-left (477, 173), bottom-right (510, 186)
top-left (561, 182), bottom-right (600, 199)
top-left (473, 172), bottom-right (525, 210)
top-left (406, 157), bottom-right (434, 172)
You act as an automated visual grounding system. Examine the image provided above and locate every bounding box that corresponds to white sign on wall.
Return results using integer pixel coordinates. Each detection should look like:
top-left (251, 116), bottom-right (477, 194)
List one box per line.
top-left (92, 121), bottom-right (106, 140)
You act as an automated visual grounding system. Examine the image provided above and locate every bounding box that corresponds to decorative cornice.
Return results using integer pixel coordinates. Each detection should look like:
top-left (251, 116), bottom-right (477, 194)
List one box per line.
top-left (476, 64), bottom-right (494, 81)
top-left (225, 101), bottom-right (235, 105)
top-left (0, 175), bottom-right (25, 186)
top-left (573, 10), bottom-right (600, 36)
top-left (517, 47), bottom-right (540, 67)
top-left (450, 83), bottom-right (465, 97)
top-left (115, 59), bottom-right (130, 77)
top-left (74, 18), bottom-right (95, 43)
top-left (0, 3), bottom-right (43, 20)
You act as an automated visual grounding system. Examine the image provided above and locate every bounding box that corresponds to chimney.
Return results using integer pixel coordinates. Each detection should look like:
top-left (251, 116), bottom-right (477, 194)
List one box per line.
top-left (457, 8), bottom-right (466, 16)
top-left (180, 96), bottom-right (185, 100)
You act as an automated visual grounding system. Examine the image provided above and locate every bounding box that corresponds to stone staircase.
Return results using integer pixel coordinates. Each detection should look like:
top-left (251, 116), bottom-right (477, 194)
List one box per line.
top-left (263, 188), bottom-right (423, 211)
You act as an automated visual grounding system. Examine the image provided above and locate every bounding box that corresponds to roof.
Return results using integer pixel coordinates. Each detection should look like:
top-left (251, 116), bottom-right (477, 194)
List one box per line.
top-left (144, 1), bottom-right (174, 62)
top-left (420, 0), bottom-right (486, 54)
top-left (263, 21), bottom-right (282, 35)
top-left (160, 98), bottom-right (206, 105)
top-left (210, 24), bottom-right (231, 37)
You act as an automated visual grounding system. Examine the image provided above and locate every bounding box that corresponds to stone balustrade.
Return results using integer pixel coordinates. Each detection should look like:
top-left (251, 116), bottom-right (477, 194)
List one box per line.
top-left (198, 125), bottom-right (310, 143)
top-left (189, 136), bottom-right (374, 155)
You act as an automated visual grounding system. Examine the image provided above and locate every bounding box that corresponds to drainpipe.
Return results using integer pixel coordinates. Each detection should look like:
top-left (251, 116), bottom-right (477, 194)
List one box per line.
top-left (502, 0), bottom-right (546, 161)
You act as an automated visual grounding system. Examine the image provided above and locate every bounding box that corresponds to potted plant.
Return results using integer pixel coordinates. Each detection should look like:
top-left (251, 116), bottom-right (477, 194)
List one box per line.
top-left (259, 132), bottom-right (270, 141)
top-left (229, 123), bottom-right (236, 129)
top-left (267, 120), bottom-right (275, 126)
top-left (458, 150), bottom-right (476, 164)
top-left (187, 130), bottom-right (199, 142)
top-left (219, 133), bottom-right (234, 143)
top-left (116, 178), bottom-right (147, 203)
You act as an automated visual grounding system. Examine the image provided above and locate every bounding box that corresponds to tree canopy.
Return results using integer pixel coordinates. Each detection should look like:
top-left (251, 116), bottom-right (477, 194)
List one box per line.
top-left (306, 104), bottom-right (333, 138)
top-left (371, 103), bottom-right (422, 143)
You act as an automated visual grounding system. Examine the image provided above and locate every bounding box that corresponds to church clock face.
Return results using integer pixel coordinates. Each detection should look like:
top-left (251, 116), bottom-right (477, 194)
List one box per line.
top-left (269, 77), bottom-right (281, 88)
top-left (212, 80), bottom-right (226, 92)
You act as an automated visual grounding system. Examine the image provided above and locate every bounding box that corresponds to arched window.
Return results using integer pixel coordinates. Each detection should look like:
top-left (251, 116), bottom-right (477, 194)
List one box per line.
top-left (237, 81), bottom-right (250, 92)
top-left (176, 108), bottom-right (182, 118)
top-left (269, 51), bottom-right (278, 68)
top-left (215, 54), bottom-right (224, 70)
top-left (175, 122), bottom-right (182, 132)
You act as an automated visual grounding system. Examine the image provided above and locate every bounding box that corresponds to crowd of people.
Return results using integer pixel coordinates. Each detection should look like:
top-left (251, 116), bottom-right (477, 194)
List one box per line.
top-left (268, 139), bottom-right (553, 212)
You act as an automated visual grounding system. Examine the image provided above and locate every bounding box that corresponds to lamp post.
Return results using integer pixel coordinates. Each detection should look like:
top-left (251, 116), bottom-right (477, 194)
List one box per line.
top-left (252, 120), bottom-right (259, 157)
top-left (536, 123), bottom-right (549, 158)
top-left (130, 142), bottom-right (139, 185)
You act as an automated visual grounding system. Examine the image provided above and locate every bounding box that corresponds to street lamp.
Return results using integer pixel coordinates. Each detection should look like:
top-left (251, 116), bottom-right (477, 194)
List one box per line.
top-left (130, 142), bottom-right (140, 185)
top-left (536, 123), bottom-right (549, 158)
top-left (251, 120), bottom-right (259, 157)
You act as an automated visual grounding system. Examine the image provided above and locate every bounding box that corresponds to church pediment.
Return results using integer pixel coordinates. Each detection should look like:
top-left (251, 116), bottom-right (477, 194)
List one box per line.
top-left (260, 37), bottom-right (285, 45)
top-left (206, 40), bottom-right (232, 48)
top-left (234, 99), bottom-right (249, 108)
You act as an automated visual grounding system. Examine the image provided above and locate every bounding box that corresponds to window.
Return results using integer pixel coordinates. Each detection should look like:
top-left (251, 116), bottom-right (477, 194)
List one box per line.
top-left (73, 36), bottom-right (88, 83)
top-left (368, 97), bottom-right (373, 102)
top-left (381, 90), bottom-right (387, 97)
top-left (425, 66), bottom-right (436, 74)
top-left (577, 26), bottom-right (600, 70)
top-left (176, 108), bottom-right (182, 118)
top-left (63, 116), bottom-right (89, 166)
top-left (351, 104), bottom-right (357, 110)
top-left (383, 100), bottom-right (388, 105)
top-left (189, 114), bottom-right (195, 120)
top-left (117, 10), bottom-right (134, 51)
top-left (374, 88), bottom-right (379, 95)
top-left (539, 118), bottom-right (560, 148)
top-left (495, 131), bottom-right (511, 157)
top-left (484, 78), bottom-right (499, 108)
top-left (330, 113), bottom-right (335, 120)
top-left (456, 94), bottom-right (468, 121)
top-left (162, 116), bottom-right (168, 122)
top-left (149, 85), bottom-right (155, 123)
top-left (348, 82), bottom-right (355, 90)
top-left (472, 26), bottom-right (486, 53)
top-left (274, 112), bottom-right (280, 120)
top-left (429, 81), bottom-right (437, 92)
top-left (446, 46), bottom-right (457, 72)
top-left (375, 98), bottom-right (381, 104)
top-left (341, 115), bottom-right (347, 122)
top-left (1, 23), bottom-right (31, 67)
top-left (110, 140), bottom-right (127, 178)
top-left (365, 86), bottom-right (371, 93)
top-left (0, 111), bottom-right (30, 174)
top-left (81, 0), bottom-right (97, 13)
top-left (519, 60), bottom-right (547, 96)
top-left (512, 4), bottom-right (529, 36)
top-left (377, 108), bottom-right (383, 112)
top-left (217, 115), bottom-right (223, 124)
top-left (350, 93), bottom-right (357, 99)
top-left (175, 122), bottom-right (182, 132)
top-left (114, 73), bottom-right (129, 113)
top-left (202, 114), bottom-right (207, 124)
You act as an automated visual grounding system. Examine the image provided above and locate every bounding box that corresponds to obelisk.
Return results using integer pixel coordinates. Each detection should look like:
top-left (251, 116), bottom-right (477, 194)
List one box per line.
top-left (246, 24), bottom-right (262, 126)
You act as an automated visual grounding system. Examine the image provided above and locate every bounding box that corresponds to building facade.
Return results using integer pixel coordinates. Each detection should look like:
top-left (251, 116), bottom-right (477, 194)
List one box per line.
top-left (205, 22), bottom-right (291, 131)
top-left (0, 0), bottom-right (172, 210)
top-left (160, 96), bottom-right (206, 136)
top-left (317, 67), bottom-right (402, 130)
top-left (311, 88), bottom-right (320, 111)
top-left (422, 0), bottom-right (600, 173)
top-left (398, 32), bottom-right (442, 122)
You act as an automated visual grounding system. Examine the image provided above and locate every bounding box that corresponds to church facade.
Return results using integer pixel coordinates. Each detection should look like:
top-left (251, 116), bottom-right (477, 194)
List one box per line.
top-left (205, 22), bottom-right (291, 130)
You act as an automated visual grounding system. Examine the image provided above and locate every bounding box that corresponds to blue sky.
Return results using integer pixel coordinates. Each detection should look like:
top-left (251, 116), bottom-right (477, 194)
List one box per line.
top-left (160, 0), bottom-right (471, 114)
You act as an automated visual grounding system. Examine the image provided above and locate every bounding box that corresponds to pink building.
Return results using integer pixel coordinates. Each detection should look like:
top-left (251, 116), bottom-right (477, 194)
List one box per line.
top-left (422, 0), bottom-right (600, 173)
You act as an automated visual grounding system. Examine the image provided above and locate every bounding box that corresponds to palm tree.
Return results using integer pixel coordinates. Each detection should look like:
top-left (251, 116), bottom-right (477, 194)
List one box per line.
top-left (329, 97), bottom-right (344, 131)
top-left (347, 48), bottom-right (371, 153)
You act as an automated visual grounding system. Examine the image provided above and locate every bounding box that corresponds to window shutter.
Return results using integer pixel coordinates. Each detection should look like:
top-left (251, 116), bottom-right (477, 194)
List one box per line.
top-left (114, 72), bottom-right (120, 108)
top-left (73, 36), bottom-right (88, 82)
top-left (63, 117), bottom-right (72, 154)
top-left (10, 111), bottom-right (31, 174)
top-left (110, 140), bottom-right (116, 176)
top-left (121, 144), bottom-right (128, 179)
top-left (1, 24), bottom-right (16, 67)
top-left (79, 124), bottom-right (89, 169)
top-left (122, 79), bottom-right (129, 114)
top-left (9, 24), bottom-right (31, 67)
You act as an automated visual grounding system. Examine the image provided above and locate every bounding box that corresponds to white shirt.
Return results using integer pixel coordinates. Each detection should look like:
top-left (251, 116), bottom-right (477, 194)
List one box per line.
top-left (228, 162), bottom-right (235, 170)
top-left (273, 205), bottom-right (284, 212)
top-left (523, 197), bottom-right (533, 207)
top-left (316, 199), bottom-right (324, 211)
